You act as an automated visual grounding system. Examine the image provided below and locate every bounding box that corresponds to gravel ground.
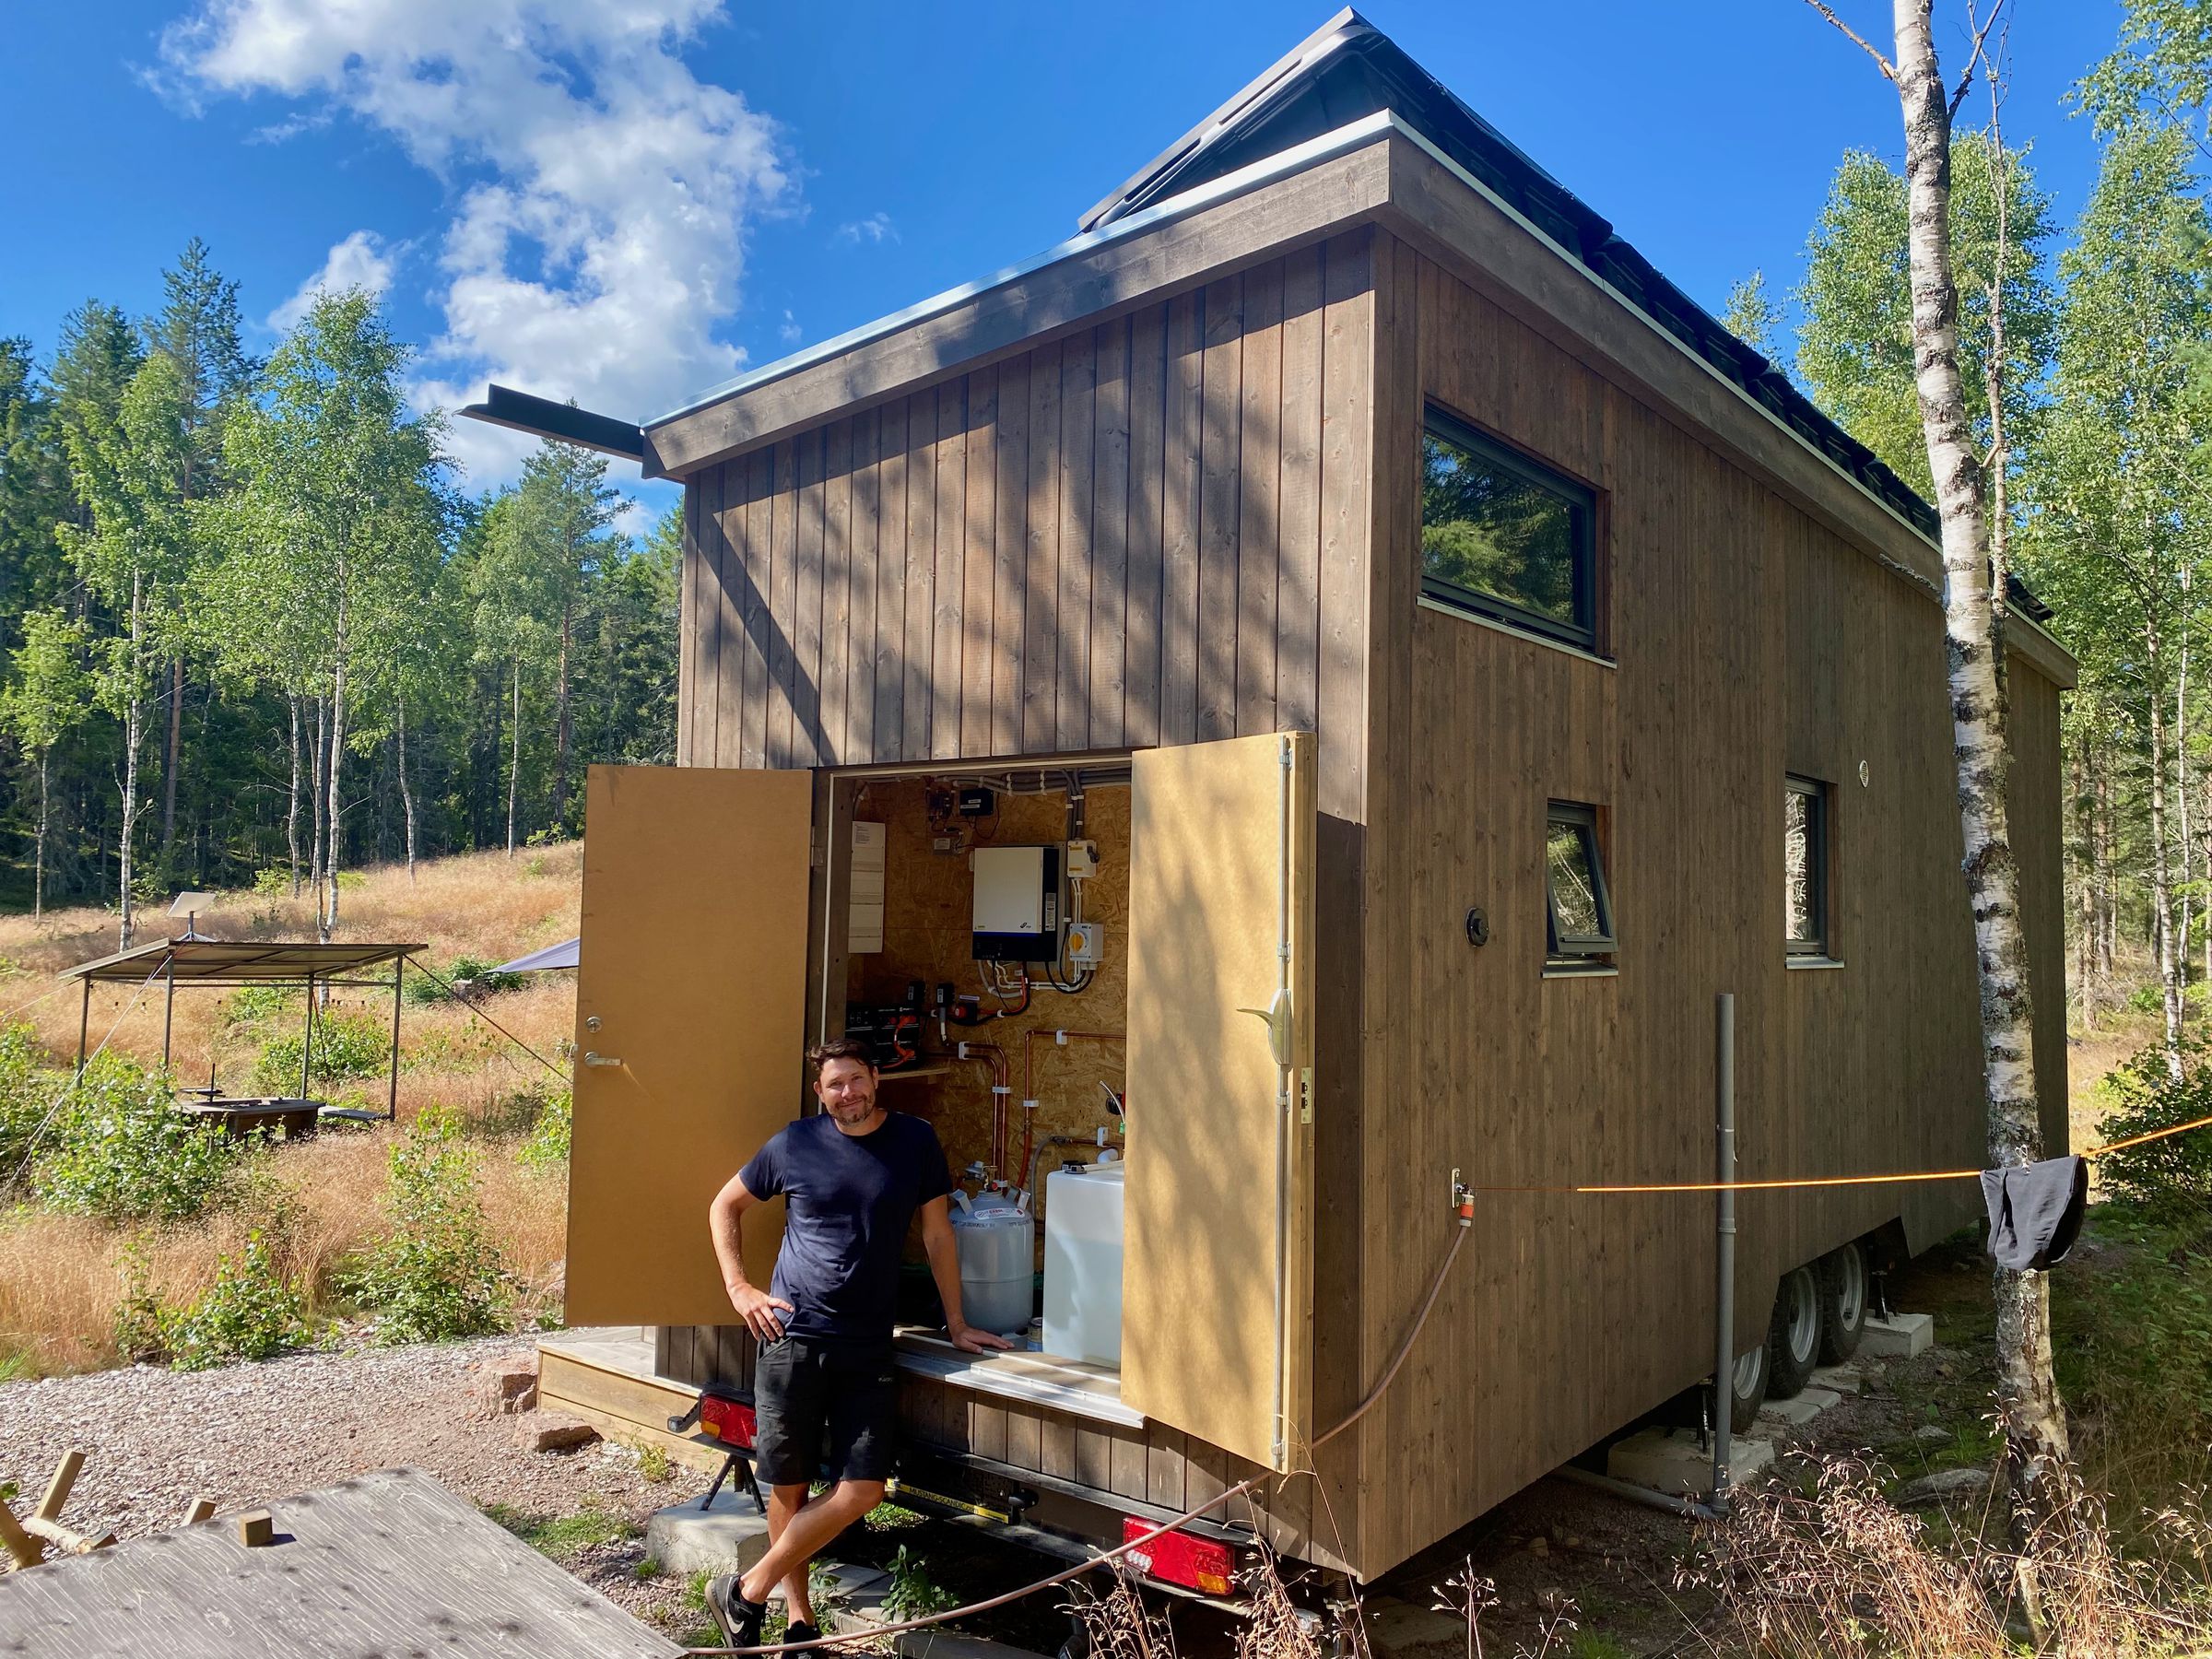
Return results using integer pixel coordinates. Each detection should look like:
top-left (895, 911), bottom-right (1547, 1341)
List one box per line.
top-left (0, 1335), bottom-right (737, 1634)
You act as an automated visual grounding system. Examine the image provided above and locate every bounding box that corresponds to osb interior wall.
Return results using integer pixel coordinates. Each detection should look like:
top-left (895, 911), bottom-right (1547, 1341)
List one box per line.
top-left (1351, 235), bottom-right (2071, 1571)
top-left (843, 777), bottom-right (1132, 1221)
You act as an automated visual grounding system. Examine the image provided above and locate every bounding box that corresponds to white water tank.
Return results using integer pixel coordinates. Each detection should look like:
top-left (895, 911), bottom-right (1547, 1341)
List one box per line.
top-left (950, 1190), bottom-right (1034, 1337)
top-left (1042, 1163), bottom-right (1125, 1366)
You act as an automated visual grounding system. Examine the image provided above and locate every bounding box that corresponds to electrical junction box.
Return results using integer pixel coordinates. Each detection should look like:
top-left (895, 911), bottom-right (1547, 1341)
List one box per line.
top-left (971, 844), bottom-right (1061, 962)
top-left (1066, 922), bottom-right (1106, 968)
top-left (1065, 839), bottom-right (1099, 879)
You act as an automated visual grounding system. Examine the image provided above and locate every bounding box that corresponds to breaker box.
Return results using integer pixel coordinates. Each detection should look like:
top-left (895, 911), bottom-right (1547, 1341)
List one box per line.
top-left (971, 845), bottom-right (1062, 962)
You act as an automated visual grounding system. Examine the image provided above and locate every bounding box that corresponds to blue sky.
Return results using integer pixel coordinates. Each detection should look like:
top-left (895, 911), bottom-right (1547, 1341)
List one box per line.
top-left (0, 2), bottom-right (2130, 527)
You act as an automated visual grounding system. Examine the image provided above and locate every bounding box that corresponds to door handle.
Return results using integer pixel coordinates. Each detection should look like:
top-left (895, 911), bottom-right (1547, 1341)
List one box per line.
top-left (1234, 989), bottom-right (1295, 1067)
top-left (582, 1053), bottom-right (624, 1068)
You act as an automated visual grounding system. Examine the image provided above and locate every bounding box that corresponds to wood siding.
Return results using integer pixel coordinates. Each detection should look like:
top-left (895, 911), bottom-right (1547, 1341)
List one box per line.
top-left (675, 236), bottom-right (1374, 823)
top-left (1351, 236), bottom-right (2070, 1571)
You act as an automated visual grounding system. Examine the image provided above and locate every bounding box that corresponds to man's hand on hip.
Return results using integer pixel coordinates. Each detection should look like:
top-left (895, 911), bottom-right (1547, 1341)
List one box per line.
top-left (727, 1281), bottom-right (794, 1344)
top-left (948, 1321), bottom-right (1013, 1354)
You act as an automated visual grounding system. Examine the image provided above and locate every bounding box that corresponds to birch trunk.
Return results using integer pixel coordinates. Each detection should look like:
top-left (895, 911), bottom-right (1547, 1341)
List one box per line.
top-left (506, 657), bottom-right (522, 858)
top-left (397, 694), bottom-right (418, 882)
top-left (2178, 635), bottom-right (2193, 1001)
top-left (2150, 637), bottom-right (2184, 1077)
top-left (324, 583), bottom-right (348, 945)
top-left (286, 696), bottom-right (303, 898)
top-left (309, 695), bottom-right (327, 903)
top-left (118, 569), bottom-right (143, 949)
top-left (2072, 738), bottom-right (2094, 1029)
top-left (1892, 0), bottom-right (2071, 1529)
top-left (33, 747), bottom-right (49, 921)
top-left (159, 656), bottom-right (182, 873)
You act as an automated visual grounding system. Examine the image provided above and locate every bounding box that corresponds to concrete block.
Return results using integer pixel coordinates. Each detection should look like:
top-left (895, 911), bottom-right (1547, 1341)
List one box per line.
top-left (644, 1490), bottom-right (771, 1577)
top-left (1364, 1595), bottom-right (1472, 1656)
top-left (514, 1412), bottom-right (600, 1453)
top-left (1810, 1364), bottom-right (1867, 1395)
top-left (1861, 1312), bottom-right (1934, 1359)
top-left (1606, 1430), bottom-right (1774, 1498)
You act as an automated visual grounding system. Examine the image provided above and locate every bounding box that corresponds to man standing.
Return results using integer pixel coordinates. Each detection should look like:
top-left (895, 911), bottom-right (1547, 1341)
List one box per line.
top-left (703, 1037), bottom-right (1011, 1649)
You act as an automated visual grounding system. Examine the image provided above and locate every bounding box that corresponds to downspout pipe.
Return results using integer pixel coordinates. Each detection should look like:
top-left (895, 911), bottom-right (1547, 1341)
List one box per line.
top-left (1554, 1465), bottom-right (1722, 1524)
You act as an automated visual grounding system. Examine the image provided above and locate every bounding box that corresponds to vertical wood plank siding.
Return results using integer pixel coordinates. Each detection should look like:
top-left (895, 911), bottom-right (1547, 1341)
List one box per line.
top-left (1358, 235), bottom-right (2070, 1571)
top-left (677, 246), bottom-right (1372, 816)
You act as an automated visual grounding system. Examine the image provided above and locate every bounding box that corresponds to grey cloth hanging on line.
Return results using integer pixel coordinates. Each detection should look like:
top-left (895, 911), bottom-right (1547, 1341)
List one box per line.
top-left (1980, 1155), bottom-right (2088, 1272)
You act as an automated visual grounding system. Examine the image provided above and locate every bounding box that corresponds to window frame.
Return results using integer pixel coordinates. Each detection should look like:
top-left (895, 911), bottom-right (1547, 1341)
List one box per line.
top-left (1784, 775), bottom-right (1830, 959)
top-left (1419, 404), bottom-right (1601, 653)
top-left (1545, 801), bottom-right (1617, 965)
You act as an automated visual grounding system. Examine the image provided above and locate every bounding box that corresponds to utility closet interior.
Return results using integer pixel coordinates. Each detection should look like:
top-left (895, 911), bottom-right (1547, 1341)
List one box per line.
top-left (830, 763), bottom-right (1135, 1376)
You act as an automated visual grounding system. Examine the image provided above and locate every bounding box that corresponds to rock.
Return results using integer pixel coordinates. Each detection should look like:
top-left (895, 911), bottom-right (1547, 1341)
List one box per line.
top-left (1524, 1535), bottom-right (1548, 1556)
top-left (1913, 1425), bottom-right (1949, 1443)
top-left (514, 1412), bottom-right (599, 1453)
top-left (1894, 1466), bottom-right (1992, 1507)
top-left (468, 1352), bottom-right (540, 1418)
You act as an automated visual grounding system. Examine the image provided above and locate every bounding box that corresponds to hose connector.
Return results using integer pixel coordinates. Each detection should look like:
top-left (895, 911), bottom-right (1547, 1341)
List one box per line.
top-left (1451, 1169), bottom-right (1474, 1226)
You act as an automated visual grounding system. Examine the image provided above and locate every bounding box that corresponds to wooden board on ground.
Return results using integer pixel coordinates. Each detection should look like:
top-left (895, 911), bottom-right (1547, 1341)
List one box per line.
top-left (0, 1465), bottom-right (683, 1658)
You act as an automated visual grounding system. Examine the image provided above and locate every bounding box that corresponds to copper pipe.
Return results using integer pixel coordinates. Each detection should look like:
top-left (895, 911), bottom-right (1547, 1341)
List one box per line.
top-left (1019, 1029), bottom-right (1124, 1192)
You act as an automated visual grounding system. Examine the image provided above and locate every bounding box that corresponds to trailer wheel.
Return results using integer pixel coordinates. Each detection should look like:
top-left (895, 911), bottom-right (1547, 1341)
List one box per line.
top-left (1727, 1344), bottom-right (1769, 1435)
top-left (1767, 1265), bottom-right (1822, 1398)
top-left (1818, 1240), bottom-right (1869, 1364)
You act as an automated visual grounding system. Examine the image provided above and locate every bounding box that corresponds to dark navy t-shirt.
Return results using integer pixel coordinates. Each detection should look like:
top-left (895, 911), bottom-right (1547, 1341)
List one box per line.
top-left (738, 1111), bottom-right (953, 1344)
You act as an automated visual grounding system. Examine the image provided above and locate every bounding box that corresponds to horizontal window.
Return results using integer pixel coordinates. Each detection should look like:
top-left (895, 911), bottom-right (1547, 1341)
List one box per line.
top-left (1421, 406), bottom-right (1598, 652)
top-left (1785, 775), bottom-right (1830, 957)
top-left (1546, 802), bottom-right (1615, 966)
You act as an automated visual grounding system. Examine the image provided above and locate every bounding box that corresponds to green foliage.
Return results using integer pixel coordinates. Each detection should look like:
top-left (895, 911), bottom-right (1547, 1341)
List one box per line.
top-left (404, 955), bottom-right (521, 1006)
top-left (254, 1010), bottom-right (391, 1090)
top-left (0, 1021), bottom-right (49, 1181)
top-left (221, 984), bottom-right (296, 1030)
top-left (2097, 1040), bottom-right (2212, 1211)
top-left (882, 1544), bottom-right (960, 1620)
top-left (516, 1087), bottom-right (571, 1171)
top-left (115, 1230), bottom-right (312, 1370)
top-left (1721, 268), bottom-right (1782, 361)
top-left (31, 1053), bottom-right (236, 1223)
top-left (345, 1105), bottom-right (509, 1345)
top-left (482, 1499), bottom-right (638, 1559)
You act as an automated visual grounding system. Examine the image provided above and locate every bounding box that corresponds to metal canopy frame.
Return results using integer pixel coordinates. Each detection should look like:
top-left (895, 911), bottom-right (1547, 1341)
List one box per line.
top-left (62, 938), bottom-right (427, 1122)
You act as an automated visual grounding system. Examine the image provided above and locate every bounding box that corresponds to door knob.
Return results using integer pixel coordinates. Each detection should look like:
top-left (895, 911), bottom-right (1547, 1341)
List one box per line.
top-left (582, 1053), bottom-right (623, 1068)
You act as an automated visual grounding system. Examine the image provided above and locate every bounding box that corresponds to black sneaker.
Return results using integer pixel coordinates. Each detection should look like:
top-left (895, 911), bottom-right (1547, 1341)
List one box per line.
top-left (705, 1575), bottom-right (768, 1649)
top-left (785, 1621), bottom-right (822, 1649)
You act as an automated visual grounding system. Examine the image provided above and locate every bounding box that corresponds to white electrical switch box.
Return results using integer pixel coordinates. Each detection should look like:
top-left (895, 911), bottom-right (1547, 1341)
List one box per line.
top-left (1066, 922), bottom-right (1105, 968)
top-left (1065, 840), bottom-right (1099, 879)
top-left (971, 844), bottom-right (1061, 962)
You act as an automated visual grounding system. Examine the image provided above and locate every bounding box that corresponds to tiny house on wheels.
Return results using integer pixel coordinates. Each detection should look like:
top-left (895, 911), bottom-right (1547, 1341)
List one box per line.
top-left (477, 12), bottom-right (2074, 1592)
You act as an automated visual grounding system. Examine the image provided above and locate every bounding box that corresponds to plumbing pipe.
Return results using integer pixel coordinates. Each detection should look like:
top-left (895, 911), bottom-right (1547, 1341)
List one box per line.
top-left (1712, 992), bottom-right (1736, 1518)
top-left (1554, 1465), bottom-right (1721, 1524)
top-left (954, 1041), bottom-right (1012, 1176)
top-left (1026, 1135), bottom-right (1087, 1224)
top-left (1020, 1029), bottom-right (1123, 1187)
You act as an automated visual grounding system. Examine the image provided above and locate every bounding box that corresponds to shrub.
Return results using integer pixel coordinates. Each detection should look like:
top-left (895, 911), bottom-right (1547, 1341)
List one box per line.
top-left (220, 985), bottom-right (297, 1031)
top-left (346, 1105), bottom-right (509, 1345)
top-left (882, 1545), bottom-right (959, 1621)
top-left (0, 1022), bottom-right (49, 1181)
top-left (516, 1088), bottom-right (571, 1171)
top-left (2096, 1038), bottom-right (2212, 1213)
top-left (115, 1231), bottom-right (312, 1371)
top-left (254, 1011), bottom-right (392, 1091)
top-left (404, 956), bottom-right (523, 1006)
top-left (32, 1053), bottom-right (237, 1224)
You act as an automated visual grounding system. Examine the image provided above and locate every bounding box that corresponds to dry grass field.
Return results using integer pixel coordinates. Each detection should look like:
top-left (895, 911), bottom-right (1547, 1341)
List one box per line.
top-left (0, 846), bottom-right (583, 1376)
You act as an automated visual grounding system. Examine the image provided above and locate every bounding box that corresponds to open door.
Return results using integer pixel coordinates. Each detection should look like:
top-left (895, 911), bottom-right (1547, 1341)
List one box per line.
top-left (1124, 731), bottom-right (1317, 1473)
top-left (565, 764), bottom-right (815, 1326)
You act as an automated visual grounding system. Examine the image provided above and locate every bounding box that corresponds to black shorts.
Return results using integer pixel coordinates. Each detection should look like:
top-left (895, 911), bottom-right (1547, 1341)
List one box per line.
top-left (751, 1336), bottom-right (898, 1488)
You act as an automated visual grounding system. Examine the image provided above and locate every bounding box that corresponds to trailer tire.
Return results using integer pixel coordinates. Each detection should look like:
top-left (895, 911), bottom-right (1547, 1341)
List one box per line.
top-left (1767, 1265), bottom-right (1822, 1398)
top-left (1727, 1344), bottom-right (1769, 1435)
top-left (1818, 1240), bottom-right (1869, 1364)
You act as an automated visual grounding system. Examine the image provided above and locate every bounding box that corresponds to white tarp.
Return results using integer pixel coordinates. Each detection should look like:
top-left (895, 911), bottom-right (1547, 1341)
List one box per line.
top-left (488, 937), bottom-right (580, 974)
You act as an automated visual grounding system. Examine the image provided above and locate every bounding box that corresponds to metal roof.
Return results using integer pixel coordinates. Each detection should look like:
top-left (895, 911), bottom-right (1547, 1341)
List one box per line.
top-left (62, 938), bottom-right (425, 984)
top-left (1081, 7), bottom-right (2052, 623)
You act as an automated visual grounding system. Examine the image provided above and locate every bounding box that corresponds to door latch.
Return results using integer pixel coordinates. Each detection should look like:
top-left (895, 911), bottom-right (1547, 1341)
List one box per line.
top-left (582, 1053), bottom-right (623, 1068)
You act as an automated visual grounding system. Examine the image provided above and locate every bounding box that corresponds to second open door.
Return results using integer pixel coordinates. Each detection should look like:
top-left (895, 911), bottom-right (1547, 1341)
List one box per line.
top-left (1123, 731), bottom-right (1318, 1473)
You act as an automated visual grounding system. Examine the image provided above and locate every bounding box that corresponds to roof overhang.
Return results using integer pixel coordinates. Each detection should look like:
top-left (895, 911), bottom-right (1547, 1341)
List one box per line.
top-left (461, 384), bottom-right (644, 463)
top-left (63, 938), bottom-right (427, 985)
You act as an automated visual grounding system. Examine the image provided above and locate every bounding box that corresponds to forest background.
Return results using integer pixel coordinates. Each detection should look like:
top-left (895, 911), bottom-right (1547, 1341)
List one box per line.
top-left (0, 0), bottom-right (2207, 1042)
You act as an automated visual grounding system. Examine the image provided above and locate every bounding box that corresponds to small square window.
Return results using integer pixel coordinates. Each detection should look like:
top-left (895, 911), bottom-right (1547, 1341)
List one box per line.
top-left (1546, 803), bottom-right (1615, 964)
top-left (1785, 776), bottom-right (1830, 956)
top-left (1421, 406), bottom-right (1599, 651)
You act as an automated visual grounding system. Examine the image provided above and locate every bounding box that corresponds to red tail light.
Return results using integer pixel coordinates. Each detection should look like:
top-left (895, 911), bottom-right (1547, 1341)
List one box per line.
top-left (1122, 1518), bottom-right (1235, 1595)
top-left (699, 1394), bottom-right (757, 1449)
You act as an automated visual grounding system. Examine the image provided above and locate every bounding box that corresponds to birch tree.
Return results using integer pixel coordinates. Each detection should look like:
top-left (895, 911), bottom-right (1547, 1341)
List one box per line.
top-left (0, 608), bottom-right (91, 917)
top-left (1805, 0), bottom-right (2072, 1532)
top-left (216, 291), bottom-right (445, 939)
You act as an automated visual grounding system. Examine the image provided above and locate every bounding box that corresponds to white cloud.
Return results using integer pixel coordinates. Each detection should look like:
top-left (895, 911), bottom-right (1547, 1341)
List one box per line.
top-left (835, 211), bottom-right (897, 245)
top-left (161, 0), bottom-right (791, 488)
top-left (269, 229), bottom-right (397, 332)
top-left (778, 309), bottom-right (802, 345)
